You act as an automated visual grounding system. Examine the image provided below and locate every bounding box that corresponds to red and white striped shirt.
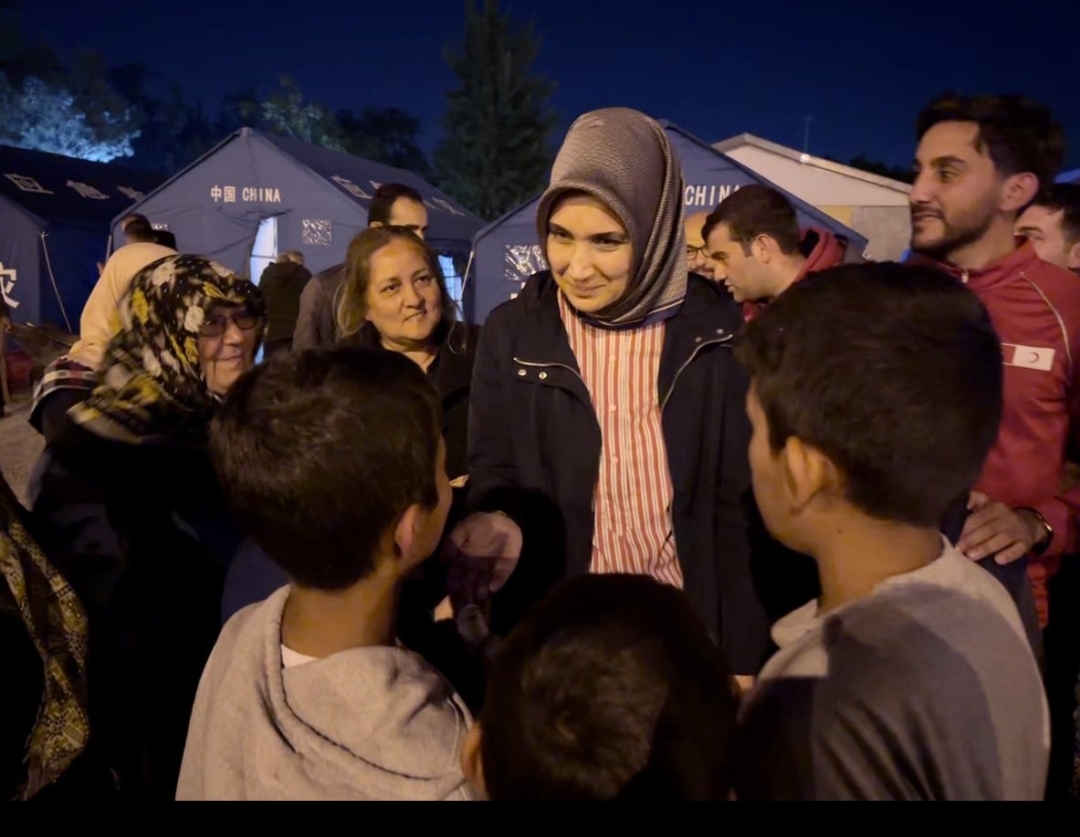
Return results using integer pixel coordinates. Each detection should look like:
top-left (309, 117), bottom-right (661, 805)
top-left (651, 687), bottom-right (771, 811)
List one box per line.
top-left (558, 292), bottom-right (683, 588)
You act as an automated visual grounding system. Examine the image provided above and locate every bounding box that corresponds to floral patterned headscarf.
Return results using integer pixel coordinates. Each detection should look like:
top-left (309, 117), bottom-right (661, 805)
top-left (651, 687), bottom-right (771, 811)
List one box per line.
top-left (69, 255), bottom-right (266, 444)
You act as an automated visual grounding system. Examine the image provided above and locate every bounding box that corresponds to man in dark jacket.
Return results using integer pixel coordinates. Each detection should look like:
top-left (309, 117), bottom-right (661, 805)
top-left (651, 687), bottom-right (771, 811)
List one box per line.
top-left (258, 251), bottom-right (312, 357)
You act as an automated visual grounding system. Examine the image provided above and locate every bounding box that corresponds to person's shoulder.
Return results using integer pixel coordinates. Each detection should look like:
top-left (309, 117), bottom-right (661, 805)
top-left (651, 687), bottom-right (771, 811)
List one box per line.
top-left (1026, 257), bottom-right (1080, 325)
top-left (105, 242), bottom-right (174, 273)
top-left (291, 644), bottom-right (472, 764)
top-left (681, 272), bottom-right (744, 332)
top-left (830, 559), bottom-right (1036, 692)
top-left (481, 271), bottom-right (553, 332)
top-left (314, 263), bottom-right (345, 284)
top-left (205, 592), bottom-right (279, 673)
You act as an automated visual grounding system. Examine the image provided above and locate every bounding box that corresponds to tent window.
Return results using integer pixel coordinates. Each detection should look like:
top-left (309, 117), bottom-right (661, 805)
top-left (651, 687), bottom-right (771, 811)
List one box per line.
top-left (250, 217), bottom-right (278, 283)
top-left (440, 255), bottom-right (464, 308)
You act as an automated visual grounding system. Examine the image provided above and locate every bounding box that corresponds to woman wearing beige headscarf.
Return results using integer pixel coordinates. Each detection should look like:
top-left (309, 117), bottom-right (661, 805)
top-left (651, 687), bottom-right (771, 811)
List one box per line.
top-left (446, 108), bottom-right (770, 683)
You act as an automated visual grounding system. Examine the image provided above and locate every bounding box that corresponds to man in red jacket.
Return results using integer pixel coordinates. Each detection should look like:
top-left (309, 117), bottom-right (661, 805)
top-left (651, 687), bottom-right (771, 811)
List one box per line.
top-left (702, 184), bottom-right (861, 321)
top-left (909, 93), bottom-right (1076, 639)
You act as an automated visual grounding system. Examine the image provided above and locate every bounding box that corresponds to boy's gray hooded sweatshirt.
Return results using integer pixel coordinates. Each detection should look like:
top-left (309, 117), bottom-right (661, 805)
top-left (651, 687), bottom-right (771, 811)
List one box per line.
top-left (177, 587), bottom-right (477, 800)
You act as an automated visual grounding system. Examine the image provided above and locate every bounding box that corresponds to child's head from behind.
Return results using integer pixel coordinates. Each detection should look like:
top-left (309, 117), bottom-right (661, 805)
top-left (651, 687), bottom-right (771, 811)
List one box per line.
top-left (736, 262), bottom-right (1003, 554)
top-left (465, 574), bottom-right (738, 800)
top-left (210, 346), bottom-right (450, 589)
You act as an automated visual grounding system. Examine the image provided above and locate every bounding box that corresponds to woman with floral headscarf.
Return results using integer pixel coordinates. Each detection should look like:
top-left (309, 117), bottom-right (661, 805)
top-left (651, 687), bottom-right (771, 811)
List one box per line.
top-left (446, 108), bottom-right (771, 686)
top-left (28, 254), bottom-right (265, 799)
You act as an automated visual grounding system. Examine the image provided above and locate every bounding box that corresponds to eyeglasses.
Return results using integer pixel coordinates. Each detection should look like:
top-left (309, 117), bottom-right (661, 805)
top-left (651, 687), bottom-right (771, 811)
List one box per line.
top-left (686, 244), bottom-right (708, 258)
top-left (199, 309), bottom-right (260, 337)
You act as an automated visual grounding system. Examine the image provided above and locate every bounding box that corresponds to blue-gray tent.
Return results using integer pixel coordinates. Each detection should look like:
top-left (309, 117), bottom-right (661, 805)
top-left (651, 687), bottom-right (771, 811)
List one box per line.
top-left (1058, 168), bottom-right (1080, 184)
top-left (0, 145), bottom-right (162, 328)
top-left (112, 127), bottom-right (483, 284)
top-left (465, 120), bottom-right (869, 324)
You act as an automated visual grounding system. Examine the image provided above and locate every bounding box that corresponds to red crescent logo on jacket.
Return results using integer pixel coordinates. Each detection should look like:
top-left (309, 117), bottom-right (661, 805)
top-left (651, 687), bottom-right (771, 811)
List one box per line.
top-left (1001, 343), bottom-right (1055, 372)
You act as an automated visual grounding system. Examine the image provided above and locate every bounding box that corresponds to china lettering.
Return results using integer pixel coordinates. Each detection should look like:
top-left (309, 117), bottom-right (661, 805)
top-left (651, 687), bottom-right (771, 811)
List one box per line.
top-left (209, 185), bottom-right (283, 204)
top-left (683, 183), bottom-right (740, 207)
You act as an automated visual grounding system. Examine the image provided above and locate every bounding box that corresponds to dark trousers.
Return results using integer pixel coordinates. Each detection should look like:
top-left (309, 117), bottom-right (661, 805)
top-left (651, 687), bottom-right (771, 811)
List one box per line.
top-left (1044, 554), bottom-right (1080, 800)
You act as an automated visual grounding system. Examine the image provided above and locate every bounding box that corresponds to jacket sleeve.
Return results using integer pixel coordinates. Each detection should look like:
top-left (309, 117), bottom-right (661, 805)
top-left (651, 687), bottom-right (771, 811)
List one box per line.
top-left (292, 277), bottom-right (324, 350)
top-left (465, 310), bottom-right (523, 515)
top-left (464, 311), bottom-right (567, 636)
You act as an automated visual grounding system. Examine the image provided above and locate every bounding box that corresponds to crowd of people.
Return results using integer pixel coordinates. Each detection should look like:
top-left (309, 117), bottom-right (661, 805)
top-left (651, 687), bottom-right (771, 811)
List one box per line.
top-left (1, 90), bottom-right (1079, 801)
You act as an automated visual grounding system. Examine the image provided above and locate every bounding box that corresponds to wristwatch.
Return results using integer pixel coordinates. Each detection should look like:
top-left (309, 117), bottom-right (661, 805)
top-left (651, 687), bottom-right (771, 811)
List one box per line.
top-left (1016, 507), bottom-right (1053, 556)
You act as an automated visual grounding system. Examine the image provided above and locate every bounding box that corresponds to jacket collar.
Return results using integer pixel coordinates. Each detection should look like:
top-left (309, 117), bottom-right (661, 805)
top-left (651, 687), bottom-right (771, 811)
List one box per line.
top-left (910, 240), bottom-right (1042, 289)
top-left (515, 272), bottom-right (738, 390)
top-left (345, 322), bottom-right (475, 400)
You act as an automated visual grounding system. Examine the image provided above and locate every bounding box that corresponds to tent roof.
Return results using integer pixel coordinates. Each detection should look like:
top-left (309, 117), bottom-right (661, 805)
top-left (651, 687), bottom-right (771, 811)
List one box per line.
top-left (714, 132), bottom-right (913, 193)
top-left (0, 144), bottom-right (163, 228)
top-left (259, 131), bottom-right (481, 243)
top-left (121, 127), bottom-right (482, 246)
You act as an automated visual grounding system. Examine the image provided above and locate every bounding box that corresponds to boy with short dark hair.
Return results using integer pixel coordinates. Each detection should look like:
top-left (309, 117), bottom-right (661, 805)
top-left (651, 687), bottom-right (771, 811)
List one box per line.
top-left (732, 261), bottom-right (1049, 800)
top-left (461, 573), bottom-right (739, 801)
top-left (176, 347), bottom-right (476, 801)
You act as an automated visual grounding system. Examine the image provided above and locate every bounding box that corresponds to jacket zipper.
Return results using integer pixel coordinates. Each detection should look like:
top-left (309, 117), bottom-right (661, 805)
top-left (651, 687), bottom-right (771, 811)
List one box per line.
top-left (661, 335), bottom-right (733, 413)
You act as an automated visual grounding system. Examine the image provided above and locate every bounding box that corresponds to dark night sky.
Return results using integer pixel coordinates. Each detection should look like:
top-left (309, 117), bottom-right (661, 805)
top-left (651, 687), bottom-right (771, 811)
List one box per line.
top-left (21, 0), bottom-right (1080, 170)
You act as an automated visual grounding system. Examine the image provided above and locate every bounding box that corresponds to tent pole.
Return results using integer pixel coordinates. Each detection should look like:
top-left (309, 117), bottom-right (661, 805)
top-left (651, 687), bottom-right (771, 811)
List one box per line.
top-left (460, 249), bottom-right (475, 297)
top-left (40, 232), bottom-right (73, 333)
top-left (459, 250), bottom-right (475, 323)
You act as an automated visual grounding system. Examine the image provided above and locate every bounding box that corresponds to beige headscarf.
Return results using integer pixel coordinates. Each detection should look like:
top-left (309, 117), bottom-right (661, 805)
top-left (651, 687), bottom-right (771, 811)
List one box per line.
top-left (536, 108), bottom-right (687, 329)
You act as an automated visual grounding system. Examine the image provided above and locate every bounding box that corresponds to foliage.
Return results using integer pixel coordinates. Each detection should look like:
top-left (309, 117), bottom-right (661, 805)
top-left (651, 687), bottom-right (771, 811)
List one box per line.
top-left (434, 0), bottom-right (558, 220)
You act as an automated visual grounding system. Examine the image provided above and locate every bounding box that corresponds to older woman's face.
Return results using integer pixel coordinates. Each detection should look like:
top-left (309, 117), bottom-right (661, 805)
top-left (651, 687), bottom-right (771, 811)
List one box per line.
top-left (365, 238), bottom-right (443, 350)
top-left (197, 304), bottom-right (259, 396)
top-left (547, 194), bottom-right (633, 313)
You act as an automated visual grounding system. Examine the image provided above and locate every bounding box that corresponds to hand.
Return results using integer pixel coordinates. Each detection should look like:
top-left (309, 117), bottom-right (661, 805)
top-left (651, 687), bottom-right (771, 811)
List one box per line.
top-left (442, 512), bottom-right (522, 609)
top-left (0, 316), bottom-right (10, 333)
top-left (957, 492), bottom-right (1045, 565)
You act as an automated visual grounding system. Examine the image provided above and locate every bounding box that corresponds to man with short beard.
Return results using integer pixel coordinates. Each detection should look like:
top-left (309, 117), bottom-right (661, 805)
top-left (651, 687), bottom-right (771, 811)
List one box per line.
top-left (910, 95), bottom-right (1080, 801)
top-left (909, 92), bottom-right (1078, 645)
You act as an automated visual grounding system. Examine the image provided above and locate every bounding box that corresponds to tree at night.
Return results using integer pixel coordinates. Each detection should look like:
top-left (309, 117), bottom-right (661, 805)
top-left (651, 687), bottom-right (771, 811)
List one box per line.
top-left (0, 74), bottom-right (139, 162)
top-left (228, 76), bottom-right (344, 151)
top-left (0, 4), bottom-right (141, 163)
top-left (336, 106), bottom-right (431, 177)
top-left (435, 0), bottom-right (557, 220)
